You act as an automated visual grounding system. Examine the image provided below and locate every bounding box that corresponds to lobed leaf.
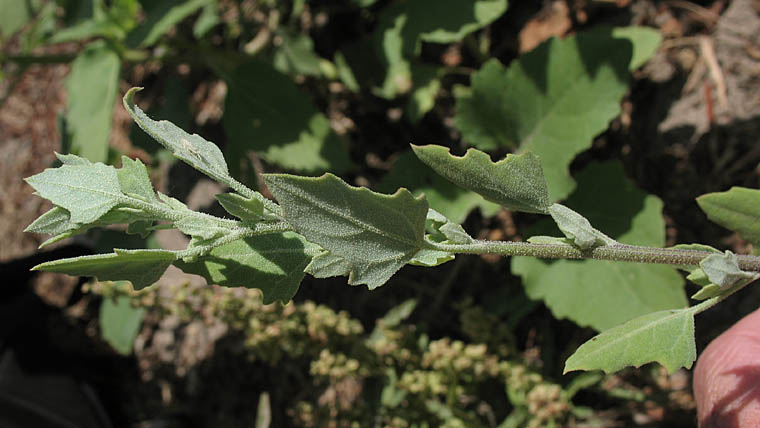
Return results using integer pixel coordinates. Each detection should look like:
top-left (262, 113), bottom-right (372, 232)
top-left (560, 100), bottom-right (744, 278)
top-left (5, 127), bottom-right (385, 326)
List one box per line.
top-left (223, 60), bottom-right (352, 173)
top-left (25, 162), bottom-right (122, 224)
top-left (454, 29), bottom-right (634, 200)
top-left (264, 173), bottom-right (428, 288)
top-left (124, 87), bottom-right (231, 183)
top-left (32, 249), bottom-right (176, 289)
top-left (412, 144), bottom-right (550, 214)
top-left (564, 307), bottom-right (697, 374)
top-left (512, 162), bottom-right (686, 331)
top-left (379, 150), bottom-right (499, 224)
top-left (175, 233), bottom-right (316, 304)
top-left (697, 187), bottom-right (760, 246)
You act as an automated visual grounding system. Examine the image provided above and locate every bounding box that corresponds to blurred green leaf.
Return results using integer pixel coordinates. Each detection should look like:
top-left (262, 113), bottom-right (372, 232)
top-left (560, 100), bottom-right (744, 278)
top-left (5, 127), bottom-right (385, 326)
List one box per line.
top-left (65, 40), bottom-right (121, 162)
top-left (127, 0), bottom-right (212, 47)
top-left (564, 306), bottom-right (698, 374)
top-left (50, 0), bottom-right (138, 42)
top-left (0, 0), bottom-right (36, 38)
top-left (412, 145), bottom-right (551, 214)
top-left (511, 162), bottom-right (686, 331)
top-left (273, 30), bottom-right (323, 76)
top-left (100, 292), bottom-right (146, 355)
top-left (224, 60), bottom-right (352, 173)
top-left (697, 187), bottom-right (760, 246)
top-left (264, 173), bottom-right (428, 288)
top-left (33, 249), bottom-right (176, 289)
top-left (407, 65), bottom-right (441, 122)
top-left (455, 29), bottom-right (634, 201)
top-left (372, 0), bottom-right (507, 98)
top-left (175, 233), bottom-right (315, 304)
top-left (379, 150), bottom-right (499, 224)
top-left (192, 1), bottom-right (219, 38)
top-left (612, 26), bottom-right (662, 70)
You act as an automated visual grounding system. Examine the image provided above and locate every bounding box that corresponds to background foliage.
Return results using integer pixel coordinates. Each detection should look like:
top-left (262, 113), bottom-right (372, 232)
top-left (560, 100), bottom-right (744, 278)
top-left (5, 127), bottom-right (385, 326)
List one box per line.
top-left (3, 0), bottom-right (760, 427)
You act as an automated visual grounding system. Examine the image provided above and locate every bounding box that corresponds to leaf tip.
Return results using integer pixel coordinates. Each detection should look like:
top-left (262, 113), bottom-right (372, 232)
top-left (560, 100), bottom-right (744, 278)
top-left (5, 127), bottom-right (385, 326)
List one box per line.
top-left (123, 87), bottom-right (145, 109)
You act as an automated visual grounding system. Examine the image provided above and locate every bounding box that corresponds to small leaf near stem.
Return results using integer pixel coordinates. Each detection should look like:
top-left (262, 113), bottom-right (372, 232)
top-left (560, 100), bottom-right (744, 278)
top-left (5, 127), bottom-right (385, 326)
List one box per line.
top-left (123, 87), bottom-right (283, 217)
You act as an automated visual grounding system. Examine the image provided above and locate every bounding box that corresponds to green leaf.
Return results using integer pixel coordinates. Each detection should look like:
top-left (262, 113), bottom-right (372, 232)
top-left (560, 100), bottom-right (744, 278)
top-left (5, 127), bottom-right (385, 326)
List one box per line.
top-left (691, 284), bottom-right (722, 301)
top-left (304, 250), bottom-right (352, 278)
top-left (547, 204), bottom-right (615, 250)
top-left (174, 233), bottom-right (314, 304)
top-left (25, 162), bottom-right (122, 224)
top-left (408, 248), bottom-right (455, 267)
top-left (32, 249), bottom-right (176, 289)
top-left (512, 162), bottom-right (686, 331)
top-left (216, 193), bottom-right (265, 222)
top-left (124, 87), bottom-right (233, 183)
top-left (439, 222), bottom-right (472, 244)
top-left (563, 307), bottom-right (698, 374)
top-left (381, 152), bottom-right (500, 223)
top-left (117, 156), bottom-right (157, 203)
top-left (407, 65), bottom-right (441, 122)
top-left (126, 0), bottom-right (212, 47)
top-left (25, 206), bottom-right (77, 236)
top-left (65, 41), bottom-right (121, 163)
top-left (454, 29), bottom-right (633, 200)
top-left (372, 0), bottom-right (507, 98)
top-left (379, 150), bottom-right (498, 224)
top-left (0, 0), bottom-right (34, 37)
top-left (412, 144), bottom-right (550, 214)
top-left (223, 60), bottom-right (352, 173)
top-left (100, 293), bottom-right (145, 355)
top-left (192, 2), bottom-right (219, 38)
top-left (697, 187), bottom-right (760, 246)
top-left (56, 152), bottom-right (92, 166)
top-left (264, 173), bottom-right (428, 288)
top-left (273, 30), bottom-right (324, 76)
top-left (700, 251), bottom-right (757, 288)
top-left (611, 26), bottom-right (663, 70)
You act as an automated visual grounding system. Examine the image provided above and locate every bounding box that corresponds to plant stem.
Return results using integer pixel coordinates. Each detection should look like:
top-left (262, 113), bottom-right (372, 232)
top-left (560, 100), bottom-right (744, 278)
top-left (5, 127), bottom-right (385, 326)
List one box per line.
top-left (430, 240), bottom-right (760, 272)
top-left (175, 221), bottom-right (292, 259)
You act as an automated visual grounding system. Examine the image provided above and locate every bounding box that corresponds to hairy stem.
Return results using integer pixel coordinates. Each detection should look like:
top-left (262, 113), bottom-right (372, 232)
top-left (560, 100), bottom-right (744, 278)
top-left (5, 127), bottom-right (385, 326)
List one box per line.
top-left (430, 240), bottom-right (760, 272)
top-left (175, 221), bottom-right (292, 259)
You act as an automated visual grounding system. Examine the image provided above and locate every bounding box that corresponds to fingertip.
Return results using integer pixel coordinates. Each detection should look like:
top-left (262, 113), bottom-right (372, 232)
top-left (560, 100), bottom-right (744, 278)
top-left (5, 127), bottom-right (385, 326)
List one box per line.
top-left (694, 308), bottom-right (760, 427)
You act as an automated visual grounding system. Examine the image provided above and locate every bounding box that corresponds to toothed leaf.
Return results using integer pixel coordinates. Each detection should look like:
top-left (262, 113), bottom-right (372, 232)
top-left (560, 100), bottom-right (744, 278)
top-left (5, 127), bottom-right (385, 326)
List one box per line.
top-left (264, 173), bottom-right (428, 288)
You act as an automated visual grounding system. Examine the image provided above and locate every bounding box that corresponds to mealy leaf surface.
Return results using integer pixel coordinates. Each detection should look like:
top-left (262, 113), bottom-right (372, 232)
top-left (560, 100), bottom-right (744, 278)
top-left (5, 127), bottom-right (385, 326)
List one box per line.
top-left (412, 144), bottom-right (550, 214)
top-left (174, 233), bottom-right (315, 304)
top-left (697, 187), bottom-right (760, 246)
top-left (32, 249), bottom-right (176, 289)
top-left (564, 307), bottom-right (697, 374)
top-left (264, 173), bottom-right (428, 288)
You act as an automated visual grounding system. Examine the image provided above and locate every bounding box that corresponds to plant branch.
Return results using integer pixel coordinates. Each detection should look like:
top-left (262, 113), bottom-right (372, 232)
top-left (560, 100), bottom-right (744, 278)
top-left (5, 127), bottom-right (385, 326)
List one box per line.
top-left (430, 240), bottom-right (760, 272)
top-left (175, 221), bottom-right (293, 259)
